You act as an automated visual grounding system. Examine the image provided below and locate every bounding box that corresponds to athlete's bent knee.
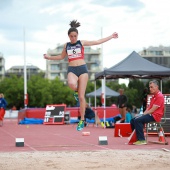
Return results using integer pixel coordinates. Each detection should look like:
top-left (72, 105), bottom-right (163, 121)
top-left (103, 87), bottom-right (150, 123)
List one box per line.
top-left (68, 82), bottom-right (77, 91)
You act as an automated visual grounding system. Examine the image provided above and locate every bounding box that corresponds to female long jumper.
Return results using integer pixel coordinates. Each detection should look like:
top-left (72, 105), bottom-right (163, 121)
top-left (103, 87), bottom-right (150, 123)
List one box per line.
top-left (44, 20), bottom-right (118, 131)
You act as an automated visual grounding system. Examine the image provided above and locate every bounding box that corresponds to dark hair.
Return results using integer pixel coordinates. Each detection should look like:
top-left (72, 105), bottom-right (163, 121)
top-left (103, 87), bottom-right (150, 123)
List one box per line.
top-left (68, 20), bottom-right (80, 35)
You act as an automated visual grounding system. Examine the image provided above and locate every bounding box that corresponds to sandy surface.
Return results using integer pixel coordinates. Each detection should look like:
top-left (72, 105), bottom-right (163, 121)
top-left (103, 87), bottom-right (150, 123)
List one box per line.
top-left (0, 149), bottom-right (170, 170)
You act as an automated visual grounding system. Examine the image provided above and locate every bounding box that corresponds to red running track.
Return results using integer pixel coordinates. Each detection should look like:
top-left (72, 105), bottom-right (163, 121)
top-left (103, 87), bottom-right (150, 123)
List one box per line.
top-left (0, 119), bottom-right (169, 152)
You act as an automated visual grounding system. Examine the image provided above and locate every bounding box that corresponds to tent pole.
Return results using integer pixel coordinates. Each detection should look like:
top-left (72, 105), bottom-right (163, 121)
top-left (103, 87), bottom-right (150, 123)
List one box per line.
top-left (89, 98), bottom-right (91, 106)
top-left (95, 81), bottom-right (96, 108)
top-left (94, 80), bottom-right (97, 127)
top-left (160, 79), bottom-right (162, 92)
top-left (103, 77), bottom-right (106, 128)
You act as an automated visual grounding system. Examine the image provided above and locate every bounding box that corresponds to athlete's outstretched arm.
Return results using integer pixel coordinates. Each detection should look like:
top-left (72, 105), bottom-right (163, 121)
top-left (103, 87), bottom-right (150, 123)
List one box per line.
top-left (81, 32), bottom-right (118, 46)
top-left (44, 44), bottom-right (67, 60)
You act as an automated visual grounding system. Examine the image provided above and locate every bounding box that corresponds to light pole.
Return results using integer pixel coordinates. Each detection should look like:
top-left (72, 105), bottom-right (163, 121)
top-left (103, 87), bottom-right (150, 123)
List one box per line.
top-left (23, 27), bottom-right (28, 108)
top-left (27, 63), bottom-right (32, 80)
top-left (101, 27), bottom-right (106, 126)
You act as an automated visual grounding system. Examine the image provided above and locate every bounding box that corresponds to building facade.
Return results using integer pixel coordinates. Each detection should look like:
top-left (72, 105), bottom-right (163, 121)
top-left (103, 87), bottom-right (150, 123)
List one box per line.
top-left (0, 52), bottom-right (5, 80)
top-left (6, 65), bottom-right (44, 79)
top-left (139, 46), bottom-right (170, 68)
top-left (46, 44), bottom-right (102, 82)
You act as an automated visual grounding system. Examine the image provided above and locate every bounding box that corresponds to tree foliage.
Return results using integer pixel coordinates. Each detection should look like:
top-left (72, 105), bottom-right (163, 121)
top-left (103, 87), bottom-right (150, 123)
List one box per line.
top-left (0, 74), bottom-right (76, 109)
top-left (1, 75), bottom-right (170, 110)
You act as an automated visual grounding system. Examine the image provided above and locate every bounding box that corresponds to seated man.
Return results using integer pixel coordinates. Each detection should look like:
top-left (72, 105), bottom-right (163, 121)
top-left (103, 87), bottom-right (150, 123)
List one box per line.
top-left (130, 80), bottom-right (164, 145)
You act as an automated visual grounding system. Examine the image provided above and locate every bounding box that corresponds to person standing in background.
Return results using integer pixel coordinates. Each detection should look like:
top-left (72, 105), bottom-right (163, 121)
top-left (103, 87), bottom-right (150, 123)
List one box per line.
top-left (117, 89), bottom-right (128, 123)
top-left (0, 93), bottom-right (8, 127)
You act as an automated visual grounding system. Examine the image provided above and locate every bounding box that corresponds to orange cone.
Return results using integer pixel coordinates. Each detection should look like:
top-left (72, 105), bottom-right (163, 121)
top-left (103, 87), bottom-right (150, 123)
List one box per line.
top-left (158, 128), bottom-right (165, 143)
top-left (128, 130), bottom-right (137, 145)
top-left (148, 127), bottom-right (168, 145)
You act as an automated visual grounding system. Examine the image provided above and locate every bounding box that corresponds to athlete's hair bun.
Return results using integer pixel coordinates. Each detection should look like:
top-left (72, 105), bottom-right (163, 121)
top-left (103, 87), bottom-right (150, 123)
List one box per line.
top-left (69, 20), bottom-right (81, 28)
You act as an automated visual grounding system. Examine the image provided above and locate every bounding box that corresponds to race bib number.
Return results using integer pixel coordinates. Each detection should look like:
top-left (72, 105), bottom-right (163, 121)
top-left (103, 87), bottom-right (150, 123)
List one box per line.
top-left (67, 48), bottom-right (81, 59)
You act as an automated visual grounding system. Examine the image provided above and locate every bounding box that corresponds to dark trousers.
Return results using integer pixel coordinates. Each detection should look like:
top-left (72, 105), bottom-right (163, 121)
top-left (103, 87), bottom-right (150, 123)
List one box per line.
top-left (130, 114), bottom-right (155, 141)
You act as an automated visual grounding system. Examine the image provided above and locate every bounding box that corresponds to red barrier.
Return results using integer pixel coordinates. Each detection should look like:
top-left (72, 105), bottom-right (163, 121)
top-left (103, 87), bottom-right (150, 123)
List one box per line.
top-left (93, 107), bottom-right (119, 118)
top-left (18, 107), bottom-right (119, 123)
top-left (18, 108), bottom-right (45, 123)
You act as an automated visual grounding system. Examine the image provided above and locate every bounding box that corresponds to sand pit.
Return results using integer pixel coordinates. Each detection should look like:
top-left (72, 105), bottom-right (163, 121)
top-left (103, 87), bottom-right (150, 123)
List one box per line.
top-left (0, 149), bottom-right (170, 170)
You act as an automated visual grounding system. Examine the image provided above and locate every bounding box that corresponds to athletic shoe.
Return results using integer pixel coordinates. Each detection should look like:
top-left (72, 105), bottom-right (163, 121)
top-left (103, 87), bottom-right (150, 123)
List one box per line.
top-left (101, 122), bottom-right (105, 128)
top-left (106, 121), bottom-right (110, 127)
top-left (133, 140), bottom-right (147, 145)
top-left (73, 91), bottom-right (79, 101)
top-left (76, 120), bottom-right (84, 131)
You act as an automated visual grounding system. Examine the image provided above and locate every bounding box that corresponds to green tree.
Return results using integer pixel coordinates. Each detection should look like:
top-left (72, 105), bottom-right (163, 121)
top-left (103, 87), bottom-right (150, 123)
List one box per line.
top-left (128, 79), bottom-right (145, 107)
top-left (28, 74), bottom-right (52, 107)
top-left (125, 88), bottom-right (138, 108)
top-left (163, 80), bottom-right (170, 94)
top-left (0, 75), bottom-right (24, 109)
top-left (49, 77), bottom-right (75, 106)
top-left (4, 74), bottom-right (170, 110)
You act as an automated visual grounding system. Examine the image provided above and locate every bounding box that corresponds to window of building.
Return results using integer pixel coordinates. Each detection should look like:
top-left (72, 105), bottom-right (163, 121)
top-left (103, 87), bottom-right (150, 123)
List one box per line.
top-left (84, 54), bottom-right (89, 62)
top-left (51, 73), bottom-right (60, 79)
top-left (84, 47), bottom-right (91, 52)
top-left (61, 63), bottom-right (67, 70)
top-left (148, 51), bottom-right (155, 55)
top-left (90, 55), bottom-right (99, 62)
top-left (90, 63), bottom-right (98, 71)
top-left (51, 64), bottom-right (60, 71)
top-left (164, 51), bottom-right (170, 55)
top-left (155, 51), bottom-right (163, 55)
